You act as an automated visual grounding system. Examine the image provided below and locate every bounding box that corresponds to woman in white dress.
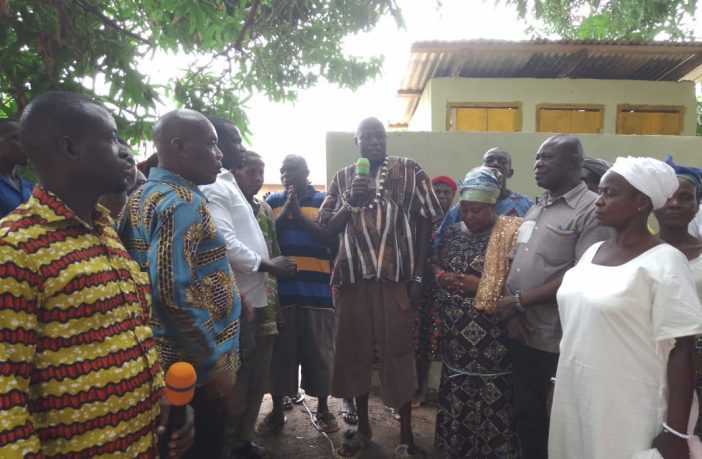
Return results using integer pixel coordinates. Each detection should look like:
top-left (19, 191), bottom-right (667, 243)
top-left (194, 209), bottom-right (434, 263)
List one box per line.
top-left (655, 157), bottom-right (702, 438)
top-left (549, 157), bottom-right (702, 459)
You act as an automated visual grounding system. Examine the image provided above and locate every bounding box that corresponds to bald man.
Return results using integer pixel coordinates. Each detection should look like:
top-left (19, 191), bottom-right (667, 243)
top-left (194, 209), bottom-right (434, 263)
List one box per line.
top-left (319, 117), bottom-right (442, 458)
top-left (118, 109), bottom-right (242, 459)
top-left (495, 135), bottom-right (613, 459)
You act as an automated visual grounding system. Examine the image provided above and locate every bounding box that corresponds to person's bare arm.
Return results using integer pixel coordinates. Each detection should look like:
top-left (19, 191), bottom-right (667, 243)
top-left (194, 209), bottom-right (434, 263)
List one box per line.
top-left (296, 212), bottom-right (335, 245)
top-left (496, 276), bottom-right (563, 321)
top-left (322, 176), bottom-right (369, 236)
top-left (652, 336), bottom-right (695, 458)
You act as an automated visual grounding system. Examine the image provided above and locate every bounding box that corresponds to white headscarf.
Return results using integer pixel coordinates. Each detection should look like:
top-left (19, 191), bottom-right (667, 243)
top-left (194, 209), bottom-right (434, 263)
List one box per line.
top-left (602, 156), bottom-right (678, 210)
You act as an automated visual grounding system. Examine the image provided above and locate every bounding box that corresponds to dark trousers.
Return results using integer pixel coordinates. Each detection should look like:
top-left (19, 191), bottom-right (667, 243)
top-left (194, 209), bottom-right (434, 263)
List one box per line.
top-left (226, 311), bottom-right (275, 450)
top-left (511, 341), bottom-right (559, 459)
top-left (183, 386), bottom-right (231, 459)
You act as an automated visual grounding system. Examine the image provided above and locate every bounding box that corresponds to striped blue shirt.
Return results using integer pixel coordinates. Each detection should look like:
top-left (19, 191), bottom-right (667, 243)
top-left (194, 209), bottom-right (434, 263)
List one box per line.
top-left (266, 186), bottom-right (333, 309)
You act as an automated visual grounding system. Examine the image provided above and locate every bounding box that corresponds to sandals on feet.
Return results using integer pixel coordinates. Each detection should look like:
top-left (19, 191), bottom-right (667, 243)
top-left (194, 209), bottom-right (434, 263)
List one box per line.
top-left (393, 444), bottom-right (427, 459)
top-left (314, 411), bottom-right (340, 433)
top-left (411, 393), bottom-right (426, 409)
top-left (334, 429), bottom-right (372, 458)
top-left (254, 413), bottom-right (286, 437)
top-left (384, 405), bottom-right (401, 421)
top-left (291, 392), bottom-right (305, 405)
top-left (341, 408), bottom-right (358, 425)
top-left (282, 395), bottom-right (293, 411)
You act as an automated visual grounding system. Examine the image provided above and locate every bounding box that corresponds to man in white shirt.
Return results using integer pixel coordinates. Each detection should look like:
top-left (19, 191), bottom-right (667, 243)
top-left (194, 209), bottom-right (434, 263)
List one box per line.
top-left (201, 117), bottom-right (296, 459)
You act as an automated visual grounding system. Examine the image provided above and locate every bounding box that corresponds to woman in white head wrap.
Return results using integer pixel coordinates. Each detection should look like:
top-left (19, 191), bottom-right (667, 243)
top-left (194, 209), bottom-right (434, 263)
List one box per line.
top-left (549, 157), bottom-right (702, 459)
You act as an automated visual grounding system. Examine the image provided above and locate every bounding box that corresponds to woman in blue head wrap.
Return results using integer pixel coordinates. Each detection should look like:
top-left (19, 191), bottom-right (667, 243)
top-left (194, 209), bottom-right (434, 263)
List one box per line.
top-left (431, 166), bottom-right (523, 458)
top-left (655, 155), bottom-right (702, 437)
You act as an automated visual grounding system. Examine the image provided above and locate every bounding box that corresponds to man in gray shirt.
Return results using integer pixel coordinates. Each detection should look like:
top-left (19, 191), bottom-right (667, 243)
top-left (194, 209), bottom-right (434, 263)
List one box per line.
top-left (496, 135), bottom-right (614, 459)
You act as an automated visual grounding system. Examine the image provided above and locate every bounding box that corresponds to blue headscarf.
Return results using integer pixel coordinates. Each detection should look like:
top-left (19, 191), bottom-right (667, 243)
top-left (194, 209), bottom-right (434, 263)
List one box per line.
top-left (664, 155), bottom-right (702, 201)
top-left (459, 166), bottom-right (502, 204)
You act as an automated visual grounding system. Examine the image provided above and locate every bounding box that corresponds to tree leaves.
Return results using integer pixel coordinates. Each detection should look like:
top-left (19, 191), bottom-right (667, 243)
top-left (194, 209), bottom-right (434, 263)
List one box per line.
top-left (501, 0), bottom-right (696, 40)
top-left (0, 0), bottom-right (401, 147)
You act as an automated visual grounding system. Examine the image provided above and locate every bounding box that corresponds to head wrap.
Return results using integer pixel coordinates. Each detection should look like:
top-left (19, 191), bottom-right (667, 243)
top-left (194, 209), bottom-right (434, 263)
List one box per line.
top-left (582, 157), bottom-right (611, 179)
top-left (432, 175), bottom-right (457, 192)
top-left (459, 166), bottom-right (502, 204)
top-left (602, 156), bottom-right (678, 210)
top-left (664, 155), bottom-right (702, 202)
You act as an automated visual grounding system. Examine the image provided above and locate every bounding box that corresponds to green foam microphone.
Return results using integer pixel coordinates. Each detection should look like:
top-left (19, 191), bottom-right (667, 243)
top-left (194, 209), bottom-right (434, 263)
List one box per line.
top-left (356, 157), bottom-right (370, 177)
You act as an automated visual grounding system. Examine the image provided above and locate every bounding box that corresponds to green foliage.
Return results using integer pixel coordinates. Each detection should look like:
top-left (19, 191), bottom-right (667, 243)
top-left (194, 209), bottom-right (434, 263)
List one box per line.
top-left (500, 0), bottom-right (696, 40)
top-left (0, 0), bottom-right (401, 148)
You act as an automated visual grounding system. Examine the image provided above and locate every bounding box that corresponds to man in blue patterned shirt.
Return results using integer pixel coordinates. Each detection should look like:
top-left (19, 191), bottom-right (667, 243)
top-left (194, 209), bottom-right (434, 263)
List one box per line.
top-left (118, 109), bottom-right (241, 459)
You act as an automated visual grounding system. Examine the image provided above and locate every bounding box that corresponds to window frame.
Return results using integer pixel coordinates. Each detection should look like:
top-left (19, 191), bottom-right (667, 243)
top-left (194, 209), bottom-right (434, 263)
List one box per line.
top-left (615, 104), bottom-right (685, 136)
top-left (446, 101), bottom-right (522, 132)
top-left (535, 103), bottom-right (605, 134)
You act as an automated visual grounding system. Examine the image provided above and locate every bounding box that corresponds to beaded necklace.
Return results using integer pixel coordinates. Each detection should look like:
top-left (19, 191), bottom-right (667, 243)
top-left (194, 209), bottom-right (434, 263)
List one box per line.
top-left (367, 157), bottom-right (389, 210)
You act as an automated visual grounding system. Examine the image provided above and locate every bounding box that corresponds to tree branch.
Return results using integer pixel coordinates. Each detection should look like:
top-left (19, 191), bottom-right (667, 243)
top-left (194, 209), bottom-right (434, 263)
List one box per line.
top-left (74, 0), bottom-right (152, 46)
top-left (234, 0), bottom-right (260, 51)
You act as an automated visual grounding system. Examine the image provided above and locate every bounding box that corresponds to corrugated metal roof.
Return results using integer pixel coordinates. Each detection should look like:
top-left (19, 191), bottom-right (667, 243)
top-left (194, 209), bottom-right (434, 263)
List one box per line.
top-left (395, 39), bottom-right (702, 125)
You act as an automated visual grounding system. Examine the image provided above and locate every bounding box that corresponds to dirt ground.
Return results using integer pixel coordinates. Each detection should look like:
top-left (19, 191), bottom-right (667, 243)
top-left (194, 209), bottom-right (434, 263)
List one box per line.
top-left (253, 391), bottom-right (442, 458)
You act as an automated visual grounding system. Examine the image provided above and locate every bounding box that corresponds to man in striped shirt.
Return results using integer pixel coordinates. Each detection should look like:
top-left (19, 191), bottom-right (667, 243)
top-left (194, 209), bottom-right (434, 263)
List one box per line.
top-left (319, 117), bottom-right (443, 458)
top-left (262, 154), bottom-right (338, 436)
top-left (0, 91), bottom-right (193, 458)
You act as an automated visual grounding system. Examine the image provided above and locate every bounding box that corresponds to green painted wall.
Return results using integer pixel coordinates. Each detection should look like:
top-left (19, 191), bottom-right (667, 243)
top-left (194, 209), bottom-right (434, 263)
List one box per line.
top-left (409, 78), bottom-right (697, 136)
top-left (326, 131), bottom-right (702, 199)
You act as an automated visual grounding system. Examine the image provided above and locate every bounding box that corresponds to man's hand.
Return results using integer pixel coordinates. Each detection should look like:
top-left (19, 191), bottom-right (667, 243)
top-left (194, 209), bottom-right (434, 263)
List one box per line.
top-left (652, 431), bottom-right (689, 459)
top-left (506, 315), bottom-right (532, 343)
top-left (407, 281), bottom-right (423, 310)
top-left (241, 295), bottom-right (255, 325)
top-left (269, 256), bottom-right (297, 278)
top-left (496, 295), bottom-right (518, 321)
top-left (349, 176), bottom-right (369, 205)
top-left (158, 398), bottom-right (195, 458)
top-left (282, 186), bottom-right (301, 218)
top-left (205, 371), bottom-right (234, 400)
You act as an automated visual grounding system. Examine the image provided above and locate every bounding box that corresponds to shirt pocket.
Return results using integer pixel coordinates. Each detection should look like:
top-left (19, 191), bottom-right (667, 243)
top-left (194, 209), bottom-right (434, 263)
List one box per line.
top-left (541, 225), bottom-right (578, 266)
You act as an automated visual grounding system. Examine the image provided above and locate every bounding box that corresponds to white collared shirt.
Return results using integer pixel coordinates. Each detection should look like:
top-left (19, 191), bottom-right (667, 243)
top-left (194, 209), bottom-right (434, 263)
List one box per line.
top-left (200, 170), bottom-right (269, 308)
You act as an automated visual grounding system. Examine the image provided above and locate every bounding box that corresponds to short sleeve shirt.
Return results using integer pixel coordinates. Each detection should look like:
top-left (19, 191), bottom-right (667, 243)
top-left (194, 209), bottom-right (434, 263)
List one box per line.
top-left (505, 181), bottom-right (615, 353)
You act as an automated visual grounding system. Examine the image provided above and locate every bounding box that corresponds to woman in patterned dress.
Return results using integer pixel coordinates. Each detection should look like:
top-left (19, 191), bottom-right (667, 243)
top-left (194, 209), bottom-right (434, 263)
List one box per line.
top-left (432, 167), bottom-right (522, 458)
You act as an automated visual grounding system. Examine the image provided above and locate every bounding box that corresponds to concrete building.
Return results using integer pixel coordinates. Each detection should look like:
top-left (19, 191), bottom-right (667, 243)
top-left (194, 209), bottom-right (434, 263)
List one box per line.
top-left (326, 40), bottom-right (702, 197)
top-left (326, 40), bottom-right (702, 393)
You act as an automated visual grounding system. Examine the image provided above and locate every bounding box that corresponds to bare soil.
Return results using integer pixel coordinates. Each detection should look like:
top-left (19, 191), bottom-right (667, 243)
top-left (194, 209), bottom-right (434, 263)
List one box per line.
top-left (253, 391), bottom-right (442, 458)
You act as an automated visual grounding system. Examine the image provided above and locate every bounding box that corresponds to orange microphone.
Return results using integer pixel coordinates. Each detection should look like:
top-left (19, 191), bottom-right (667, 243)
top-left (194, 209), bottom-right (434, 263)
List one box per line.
top-left (159, 362), bottom-right (196, 458)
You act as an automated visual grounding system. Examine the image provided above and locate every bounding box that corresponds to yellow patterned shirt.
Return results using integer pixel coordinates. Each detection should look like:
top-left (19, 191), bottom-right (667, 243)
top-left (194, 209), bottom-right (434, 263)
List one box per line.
top-left (0, 187), bottom-right (164, 458)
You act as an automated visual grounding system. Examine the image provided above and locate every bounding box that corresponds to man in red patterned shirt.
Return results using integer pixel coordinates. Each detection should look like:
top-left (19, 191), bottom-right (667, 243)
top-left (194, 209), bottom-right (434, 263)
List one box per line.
top-left (0, 91), bottom-right (193, 458)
